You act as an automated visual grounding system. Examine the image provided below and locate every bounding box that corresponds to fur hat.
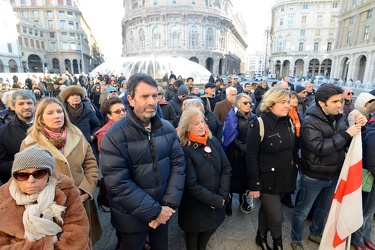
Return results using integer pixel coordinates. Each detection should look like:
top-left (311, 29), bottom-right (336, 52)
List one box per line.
top-left (177, 85), bottom-right (189, 96)
top-left (59, 85), bottom-right (86, 102)
top-left (12, 145), bottom-right (55, 176)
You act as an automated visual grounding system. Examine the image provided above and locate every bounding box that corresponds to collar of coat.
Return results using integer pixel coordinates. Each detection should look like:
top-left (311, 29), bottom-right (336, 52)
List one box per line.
top-left (23, 127), bottom-right (80, 163)
top-left (127, 106), bottom-right (163, 133)
top-left (261, 111), bottom-right (290, 131)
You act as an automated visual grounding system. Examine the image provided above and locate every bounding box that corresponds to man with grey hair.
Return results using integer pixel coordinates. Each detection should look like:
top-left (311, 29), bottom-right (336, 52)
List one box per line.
top-left (185, 98), bottom-right (223, 139)
top-left (276, 81), bottom-right (290, 90)
top-left (214, 86), bottom-right (237, 124)
top-left (0, 90), bottom-right (36, 185)
top-left (303, 81), bottom-right (315, 108)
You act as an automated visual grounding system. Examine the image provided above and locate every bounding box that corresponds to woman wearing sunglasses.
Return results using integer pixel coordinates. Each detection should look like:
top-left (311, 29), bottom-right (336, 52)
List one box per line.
top-left (0, 145), bottom-right (91, 249)
top-left (221, 93), bottom-right (256, 215)
top-left (95, 97), bottom-right (126, 150)
top-left (20, 97), bottom-right (101, 245)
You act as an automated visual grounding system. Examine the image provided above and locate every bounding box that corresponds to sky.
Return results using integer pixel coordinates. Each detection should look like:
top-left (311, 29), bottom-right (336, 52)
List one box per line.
top-left (79, 0), bottom-right (276, 60)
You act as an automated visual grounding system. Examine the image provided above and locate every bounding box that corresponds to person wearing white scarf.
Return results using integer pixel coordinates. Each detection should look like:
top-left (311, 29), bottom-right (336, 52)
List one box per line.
top-left (9, 176), bottom-right (65, 242)
top-left (0, 145), bottom-right (91, 249)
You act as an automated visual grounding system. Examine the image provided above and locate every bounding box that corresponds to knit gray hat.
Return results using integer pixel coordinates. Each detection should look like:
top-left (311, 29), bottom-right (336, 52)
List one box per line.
top-left (12, 145), bottom-right (55, 176)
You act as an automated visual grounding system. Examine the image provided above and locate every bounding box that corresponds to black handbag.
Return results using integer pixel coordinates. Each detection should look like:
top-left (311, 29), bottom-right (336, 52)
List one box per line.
top-left (97, 178), bottom-right (110, 212)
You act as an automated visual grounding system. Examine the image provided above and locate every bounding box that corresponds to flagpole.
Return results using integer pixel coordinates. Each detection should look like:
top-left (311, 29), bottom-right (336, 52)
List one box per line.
top-left (347, 235), bottom-right (351, 250)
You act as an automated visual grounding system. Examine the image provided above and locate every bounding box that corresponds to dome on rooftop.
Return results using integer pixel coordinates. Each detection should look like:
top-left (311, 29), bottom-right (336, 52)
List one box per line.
top-left (91, 56), bottom-right (211, 84)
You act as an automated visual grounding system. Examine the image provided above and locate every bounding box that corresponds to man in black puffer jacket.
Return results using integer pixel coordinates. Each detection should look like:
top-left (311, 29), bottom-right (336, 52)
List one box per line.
top-left (100, 73), bottom-right (186, 250)
top-left (291, 84), bottom-right (367, 249)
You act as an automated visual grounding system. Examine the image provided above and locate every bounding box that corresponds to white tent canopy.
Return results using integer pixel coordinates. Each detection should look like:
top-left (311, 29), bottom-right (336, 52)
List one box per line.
top-left (91, 56), bottom-right (211, 84)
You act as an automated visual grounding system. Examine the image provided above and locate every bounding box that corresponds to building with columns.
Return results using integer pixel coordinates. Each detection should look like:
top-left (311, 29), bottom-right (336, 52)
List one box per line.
top-left (331, 0), bottom-right (375, 84)
top-left (269, 0), bottom-right (340, 79)
top-left (1, 0), bottom-right (104, 74)
top-left (121, 0), bottom-right (248, 76)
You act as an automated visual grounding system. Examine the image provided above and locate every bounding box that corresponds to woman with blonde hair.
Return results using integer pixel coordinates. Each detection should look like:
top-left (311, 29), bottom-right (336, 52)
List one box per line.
top-left (20, 97), bottom-right (102, 245)
top-left (246, 87), bottom-right (296, 250)
top-left (177, 108), bottom-right (231, 250)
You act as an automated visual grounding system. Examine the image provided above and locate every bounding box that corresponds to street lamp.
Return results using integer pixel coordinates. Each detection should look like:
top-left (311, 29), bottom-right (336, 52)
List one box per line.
top-left (264, 28), bottom-right (271, 77)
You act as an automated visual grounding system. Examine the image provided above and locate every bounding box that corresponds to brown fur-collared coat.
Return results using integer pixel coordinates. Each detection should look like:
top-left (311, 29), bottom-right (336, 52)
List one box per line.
top-left (20, 126), bottom-right (102, 245)
top-left (0, 172), bottom-right (92, 250)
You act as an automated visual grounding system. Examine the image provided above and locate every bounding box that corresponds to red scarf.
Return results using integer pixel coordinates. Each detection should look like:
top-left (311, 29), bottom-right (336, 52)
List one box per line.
top-left (288, 108), bottom-right (301, 137)
top-left (187, 128), bottom-right (209, 145)
top-left (42, 127), bottom-right (67, 149)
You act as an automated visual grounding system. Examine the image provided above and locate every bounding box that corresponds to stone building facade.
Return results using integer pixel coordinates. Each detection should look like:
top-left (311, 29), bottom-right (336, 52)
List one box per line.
top-left (331, 0), bottom-right (375, 85)
top-left (270, 0), bottom-right (340, 79)
top-left (2, 0), bottom-right (103, 74)
top-left (121, 0), bottom-right (248, 76)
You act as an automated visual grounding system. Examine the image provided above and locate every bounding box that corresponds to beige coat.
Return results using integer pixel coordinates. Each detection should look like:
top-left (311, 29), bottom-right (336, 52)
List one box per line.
top-left (0, 172), bottom-right (92, 250)
top-left (20, 128), bottom-right (102, 244)
top-left (21, 128), bottom-right (97, 197)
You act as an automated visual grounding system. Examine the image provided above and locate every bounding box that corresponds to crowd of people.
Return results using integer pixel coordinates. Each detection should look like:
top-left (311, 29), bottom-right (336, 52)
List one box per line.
top-left (0, 70), bottom-right (374, 250)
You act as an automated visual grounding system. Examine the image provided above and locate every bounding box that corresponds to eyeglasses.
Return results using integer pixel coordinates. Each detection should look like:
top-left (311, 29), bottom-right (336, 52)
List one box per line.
top-left (110, 91), bottom-right (117, 93)
top-left (157, 93), bottom-right (163, 96)
top-left (368, 99), bottom-right (375, 104)
top-left (242, 101), bottom-right (251, 105)
top-left (111, 108), bottom-right (126, 115)
top-left (347, 92), bottom-right (354, 95)
top-left (96, 87), bottom-right (100, 89)
top-left (13, 169), bottom-right (48, 181)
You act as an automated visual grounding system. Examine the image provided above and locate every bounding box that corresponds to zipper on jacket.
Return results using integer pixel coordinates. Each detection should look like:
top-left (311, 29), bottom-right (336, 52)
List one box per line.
top-left (148, 131), bottom-right (161, 196)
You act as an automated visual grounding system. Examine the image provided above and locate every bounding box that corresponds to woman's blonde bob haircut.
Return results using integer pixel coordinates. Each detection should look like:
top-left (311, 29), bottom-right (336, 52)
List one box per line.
top-left (260, 87), bottom-right (291, 112)
top-left (233, 93), bottom-right (251, 109)
top-left (177, 107), bottom-right (212, 146)
top-left (27, 97), bottom-right (81, 139)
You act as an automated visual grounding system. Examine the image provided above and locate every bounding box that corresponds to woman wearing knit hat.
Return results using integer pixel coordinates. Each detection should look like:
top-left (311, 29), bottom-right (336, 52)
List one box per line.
top-left (20, 97), bottom-right (102, 245)
top-left (0, 145), bottom-right (91, 249)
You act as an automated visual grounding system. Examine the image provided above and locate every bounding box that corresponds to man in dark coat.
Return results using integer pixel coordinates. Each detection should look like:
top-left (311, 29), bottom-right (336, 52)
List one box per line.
top-left (99, 73), bottom-right (185, 250)
top-left (291, 84), bottom-right (367, 248)
top-left (169, 85), bottom-right (188, 117)
top-left (0, 90), bottom-right (36, 184)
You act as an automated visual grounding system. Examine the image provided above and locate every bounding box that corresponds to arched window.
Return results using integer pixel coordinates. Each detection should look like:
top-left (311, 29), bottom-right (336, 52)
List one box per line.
top-left (285, 34), bottom-right (292, 51)
top-left (213, 2), bottom-right (221, 9)
top-left (277, 36), bottom-right (283, 52)
top-left (9, 60), bottom-right (18, 73)
top-left (219, 30), bottom-right (225, 49)
top-left (206, 28), bottom-right (214, 48)
top-left (139, 28), bottom-right (145, 48)
top-left (189, 26), bottom-right (198, 47)
top-left (0, 60), bottom-right (5, 73)
top-left (170, 26), bottom-right (180, 47)
top-left (152, 26), bottom-right (160, 47)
